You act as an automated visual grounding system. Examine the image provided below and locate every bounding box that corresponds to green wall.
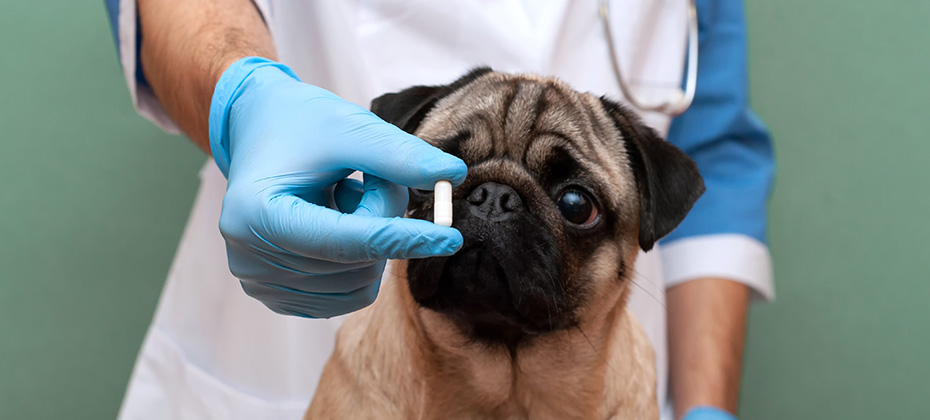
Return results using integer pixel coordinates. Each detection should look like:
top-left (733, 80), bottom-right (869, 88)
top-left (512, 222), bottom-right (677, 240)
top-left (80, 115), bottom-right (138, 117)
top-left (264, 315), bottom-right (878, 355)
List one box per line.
top-left (0, 2), bottom-right (204, 418)
top-left (741, 1), bottom-right (930, 418)
top-left (0, 1), bottom-right (927, 419)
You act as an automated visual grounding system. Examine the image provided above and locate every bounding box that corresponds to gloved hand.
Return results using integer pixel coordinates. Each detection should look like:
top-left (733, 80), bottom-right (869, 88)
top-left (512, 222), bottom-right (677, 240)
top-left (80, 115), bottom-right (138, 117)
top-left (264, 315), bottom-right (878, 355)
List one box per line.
top-left (682, 406), bottom-right (738, 420)
top-left (209, 57), bottom-right (467, 318)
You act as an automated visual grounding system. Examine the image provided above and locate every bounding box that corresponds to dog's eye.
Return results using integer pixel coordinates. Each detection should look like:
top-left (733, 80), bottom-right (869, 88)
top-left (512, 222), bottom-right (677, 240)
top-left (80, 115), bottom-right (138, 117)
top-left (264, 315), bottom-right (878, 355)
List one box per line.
top-left (557, 189), bottom-right (599, 227)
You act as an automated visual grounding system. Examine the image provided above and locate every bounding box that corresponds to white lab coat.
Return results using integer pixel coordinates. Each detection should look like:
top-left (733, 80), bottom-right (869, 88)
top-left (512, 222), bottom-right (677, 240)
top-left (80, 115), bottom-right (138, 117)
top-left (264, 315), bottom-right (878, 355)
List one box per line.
top-left (113, 1), bottom-right (773, 419)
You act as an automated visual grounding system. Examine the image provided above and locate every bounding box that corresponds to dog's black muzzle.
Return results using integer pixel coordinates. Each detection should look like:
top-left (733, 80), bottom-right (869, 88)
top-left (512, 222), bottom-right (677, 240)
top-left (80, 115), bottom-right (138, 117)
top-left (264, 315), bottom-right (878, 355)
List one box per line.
top-left (407, 182), bottom-right (573, 347)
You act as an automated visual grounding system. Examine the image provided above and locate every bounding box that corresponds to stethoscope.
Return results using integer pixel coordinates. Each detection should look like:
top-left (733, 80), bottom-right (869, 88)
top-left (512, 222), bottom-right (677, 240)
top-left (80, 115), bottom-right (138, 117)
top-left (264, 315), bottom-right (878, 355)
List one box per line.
top-left (598, 0), bottom-right (698, 116)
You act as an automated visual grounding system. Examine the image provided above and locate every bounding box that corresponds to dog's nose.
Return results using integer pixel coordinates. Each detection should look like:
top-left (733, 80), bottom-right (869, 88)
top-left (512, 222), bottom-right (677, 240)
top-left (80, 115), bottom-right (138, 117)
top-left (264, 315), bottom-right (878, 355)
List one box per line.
top-left (466, 182), bottom-right (524, 221)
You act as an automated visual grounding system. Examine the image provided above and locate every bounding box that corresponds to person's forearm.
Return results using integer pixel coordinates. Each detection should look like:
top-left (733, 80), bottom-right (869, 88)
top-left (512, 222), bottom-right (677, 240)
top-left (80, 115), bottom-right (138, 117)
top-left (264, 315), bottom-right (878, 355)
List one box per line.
top-left (138, 0), bottom-right (276, 152)
top-left (667, 278), bottom-right (750, 419)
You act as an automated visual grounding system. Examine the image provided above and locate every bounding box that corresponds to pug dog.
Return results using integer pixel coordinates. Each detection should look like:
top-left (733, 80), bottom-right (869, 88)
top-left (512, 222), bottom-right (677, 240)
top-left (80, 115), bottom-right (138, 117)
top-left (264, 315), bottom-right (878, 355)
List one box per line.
top-left (305, 68), bottom-right (704, 420)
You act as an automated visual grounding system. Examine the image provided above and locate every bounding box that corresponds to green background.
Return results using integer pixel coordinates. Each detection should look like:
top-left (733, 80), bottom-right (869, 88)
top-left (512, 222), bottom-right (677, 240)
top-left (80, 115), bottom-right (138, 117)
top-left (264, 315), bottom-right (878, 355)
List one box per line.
top-left (1, 1), bottom-right (927, 418)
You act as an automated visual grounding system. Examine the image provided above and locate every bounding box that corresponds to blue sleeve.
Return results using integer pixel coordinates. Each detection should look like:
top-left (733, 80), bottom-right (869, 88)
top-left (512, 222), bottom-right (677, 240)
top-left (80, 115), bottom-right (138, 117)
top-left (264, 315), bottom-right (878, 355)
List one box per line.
top-left (104, 0), bottom-right (120, 53)
top-left (103, 0), bottom-right (150, 88)
top-left (662, 0), bottom-right (775, 245)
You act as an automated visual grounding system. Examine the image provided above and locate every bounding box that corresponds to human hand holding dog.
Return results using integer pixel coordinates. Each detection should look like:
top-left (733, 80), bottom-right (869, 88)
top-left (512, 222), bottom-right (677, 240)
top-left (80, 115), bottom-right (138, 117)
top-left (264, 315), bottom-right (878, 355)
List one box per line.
top-left (209, 57), bottom-right (468, 318)
top-left (669, 278), bottom-right (750, 420)
top-left (682, 406), bottom-right (738, 420)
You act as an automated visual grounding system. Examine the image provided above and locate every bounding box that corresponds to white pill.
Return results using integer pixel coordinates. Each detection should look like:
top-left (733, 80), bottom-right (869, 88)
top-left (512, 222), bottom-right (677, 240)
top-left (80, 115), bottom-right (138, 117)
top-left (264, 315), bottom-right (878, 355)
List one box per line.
top-left (434, 180), bottom-right (453, 227)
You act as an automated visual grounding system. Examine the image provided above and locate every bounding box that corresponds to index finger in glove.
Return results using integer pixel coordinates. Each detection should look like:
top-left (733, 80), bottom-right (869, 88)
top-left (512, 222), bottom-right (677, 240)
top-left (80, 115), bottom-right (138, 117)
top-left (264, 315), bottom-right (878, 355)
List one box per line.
top-left (338, 111), bottom-right (468, 190)
top-left (266, 193), bottom-right (463, 263)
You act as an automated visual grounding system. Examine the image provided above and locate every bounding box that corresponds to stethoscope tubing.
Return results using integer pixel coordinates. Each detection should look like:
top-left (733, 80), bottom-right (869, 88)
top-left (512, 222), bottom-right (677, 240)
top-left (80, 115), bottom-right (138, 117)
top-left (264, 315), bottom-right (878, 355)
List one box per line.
top-left (599, 0), bottom-right (698, 116)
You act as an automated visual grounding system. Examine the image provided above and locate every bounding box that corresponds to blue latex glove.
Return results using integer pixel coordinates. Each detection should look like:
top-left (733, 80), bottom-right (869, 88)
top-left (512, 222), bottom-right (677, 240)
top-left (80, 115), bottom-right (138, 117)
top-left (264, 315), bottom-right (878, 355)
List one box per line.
top-left (209, 57), bottom-right (467, 318)
top-left (682, 406), bottom-right (738, 420)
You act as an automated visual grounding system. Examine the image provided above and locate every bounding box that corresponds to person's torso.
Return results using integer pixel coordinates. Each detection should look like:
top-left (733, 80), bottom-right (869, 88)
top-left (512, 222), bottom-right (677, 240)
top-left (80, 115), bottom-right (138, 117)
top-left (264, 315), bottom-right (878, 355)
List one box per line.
top-left (262, 0), bottom-right (689, 134)
top-left (130, 2), bottom-right (690, 418)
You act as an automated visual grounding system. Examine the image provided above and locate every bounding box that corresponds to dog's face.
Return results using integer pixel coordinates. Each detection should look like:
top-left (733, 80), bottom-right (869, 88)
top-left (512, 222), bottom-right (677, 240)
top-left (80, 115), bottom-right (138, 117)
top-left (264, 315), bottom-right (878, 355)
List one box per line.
top-left (372, 69), bottom-right (704, 347)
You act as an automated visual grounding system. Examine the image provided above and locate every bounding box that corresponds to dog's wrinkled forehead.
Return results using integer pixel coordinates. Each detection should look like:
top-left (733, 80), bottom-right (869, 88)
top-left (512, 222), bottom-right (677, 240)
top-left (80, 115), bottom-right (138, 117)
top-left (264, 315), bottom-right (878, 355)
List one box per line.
top-left (372, 68), bottom-right (705, 252)
top-left (414, 72), bottom-right (636, 211)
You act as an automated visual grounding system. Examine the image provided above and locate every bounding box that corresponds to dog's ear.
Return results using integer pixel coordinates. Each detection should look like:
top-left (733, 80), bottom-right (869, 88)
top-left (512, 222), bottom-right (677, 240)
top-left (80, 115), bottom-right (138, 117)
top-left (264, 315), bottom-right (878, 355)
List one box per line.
top-left (599, 97), bottom-right (705, 251)
top-left (371, 67), bottom-right (494, 134)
